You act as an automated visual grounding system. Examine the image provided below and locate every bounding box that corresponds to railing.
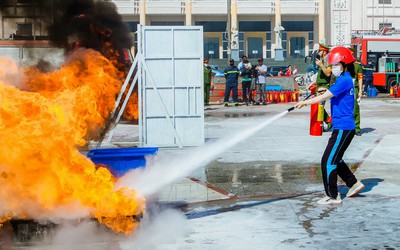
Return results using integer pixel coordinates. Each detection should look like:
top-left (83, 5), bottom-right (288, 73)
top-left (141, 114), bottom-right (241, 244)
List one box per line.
top-left (281, 0), bottom-right (319, 15)
top-left (110, 0), bottom-right (140, 15)
top-left (111, 0), bottom-right (320, 16)
top-left (191, 0), bottom-right (227, 14)
top-left (237, 0), bottom-right (275, 15)
top-left (146, 0), bottom-right (186, 14)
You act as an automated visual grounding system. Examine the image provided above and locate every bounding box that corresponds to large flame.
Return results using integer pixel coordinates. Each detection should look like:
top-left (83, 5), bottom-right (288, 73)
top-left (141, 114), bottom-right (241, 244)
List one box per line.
top-left (0, 49), bottom-right (144, 234)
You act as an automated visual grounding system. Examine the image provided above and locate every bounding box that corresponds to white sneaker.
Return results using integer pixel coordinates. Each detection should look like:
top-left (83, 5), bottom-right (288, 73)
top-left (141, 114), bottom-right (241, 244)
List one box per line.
top-left (346, 181), bottom-right (365, 197)
top-left (317, 193), bottom-right (342, 205)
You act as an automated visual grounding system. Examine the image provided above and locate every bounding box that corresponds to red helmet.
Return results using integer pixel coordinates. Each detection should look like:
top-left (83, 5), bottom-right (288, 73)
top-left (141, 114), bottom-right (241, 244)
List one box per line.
top-left (327, 46), bottom-right (356, 65)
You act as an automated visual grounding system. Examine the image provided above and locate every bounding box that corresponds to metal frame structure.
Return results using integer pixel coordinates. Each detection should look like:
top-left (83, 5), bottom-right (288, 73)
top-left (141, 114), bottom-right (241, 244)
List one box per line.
top-left (100, 25), bottom-right (204, 148)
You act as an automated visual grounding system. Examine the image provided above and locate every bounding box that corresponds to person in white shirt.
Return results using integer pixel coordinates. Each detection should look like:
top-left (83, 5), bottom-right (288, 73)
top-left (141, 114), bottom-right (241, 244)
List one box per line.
top-left (293, 65), bottom-right (298, 76)
top-left (238, 55), bottom-right (251, 72)
top-left (254, 58), bottom-right (267, 105)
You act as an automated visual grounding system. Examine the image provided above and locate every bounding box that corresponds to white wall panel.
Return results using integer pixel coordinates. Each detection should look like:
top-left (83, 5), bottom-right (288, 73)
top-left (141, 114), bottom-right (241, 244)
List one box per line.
top-left (174, 59), bottom-right (201, 86)
top-left (138, 25), bottom-right (204, 147)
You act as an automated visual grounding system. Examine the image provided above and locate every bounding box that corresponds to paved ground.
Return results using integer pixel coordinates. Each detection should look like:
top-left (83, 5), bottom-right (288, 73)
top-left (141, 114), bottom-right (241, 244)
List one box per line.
top-left (145, 96), bottom-right (400, 250)
top-left (9, 96), bottom-right (400, 249)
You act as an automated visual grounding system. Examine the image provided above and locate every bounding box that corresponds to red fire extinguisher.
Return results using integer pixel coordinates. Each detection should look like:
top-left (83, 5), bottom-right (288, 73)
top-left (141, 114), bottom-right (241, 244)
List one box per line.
top-left (286, 91), bottom-right (291, 102)
top-left (309, 86), bottom-right (323, 136)
top-left (390, 86), bottom-right (395, 97)
top-left (292, 91), bottom-right (299, 102)
top-left (280, 91), bottom-right (285, 103)
top-left (288, 91), bottom-right (293, 102)
top-left (274, 91), bottom-right (280, 103)
top-left (393, 85), bottom-right (399, 98)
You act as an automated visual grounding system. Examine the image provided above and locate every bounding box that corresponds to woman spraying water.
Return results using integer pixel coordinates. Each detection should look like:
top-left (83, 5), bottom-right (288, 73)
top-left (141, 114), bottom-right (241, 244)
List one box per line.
top-left (294, 46), bottom-right (365, 205)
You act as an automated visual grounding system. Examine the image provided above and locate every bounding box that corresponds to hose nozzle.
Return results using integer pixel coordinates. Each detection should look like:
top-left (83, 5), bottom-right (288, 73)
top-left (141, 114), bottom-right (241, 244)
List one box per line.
top-left (287, 106), bottom-right (295, 112)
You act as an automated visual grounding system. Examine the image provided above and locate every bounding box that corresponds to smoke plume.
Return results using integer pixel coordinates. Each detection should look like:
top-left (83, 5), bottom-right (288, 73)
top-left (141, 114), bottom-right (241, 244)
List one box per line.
top-left (48, 0), bottom-right (133, 71)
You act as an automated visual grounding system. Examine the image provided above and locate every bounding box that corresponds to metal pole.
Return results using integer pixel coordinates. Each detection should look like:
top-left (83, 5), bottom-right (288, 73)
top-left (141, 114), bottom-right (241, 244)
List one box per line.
top-left (227, 0), bottom-right (231, 62)
top-left (106, 67), bottom-right (140, 144)
top-left (95, 56), bottom-right (139, 149)
top-left (372, 0), bottom-right (375, 31)
top-left (382, 1), bottom-right (385, 29)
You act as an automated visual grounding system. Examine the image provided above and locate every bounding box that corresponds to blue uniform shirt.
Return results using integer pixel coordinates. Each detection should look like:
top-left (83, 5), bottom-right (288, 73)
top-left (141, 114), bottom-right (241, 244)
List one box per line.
top-left (329, 71), bottom-right (355, 130)
top-left (224, 66), bottom-right (239, 84)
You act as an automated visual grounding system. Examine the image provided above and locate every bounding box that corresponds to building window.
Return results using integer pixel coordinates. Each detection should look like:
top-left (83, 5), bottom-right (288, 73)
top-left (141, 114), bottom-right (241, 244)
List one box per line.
top-left (125, 22), bottom-right (139, 33)
top-left (16, 0), bottom-right (33, 4)
top-left (238, 21), bottom-right (271, 32)
top-left (195, 21), bottom-right (226, 32)
top-left (204, 37), bottom-right (219, 59)
top-left (378, 0), bottom-right (391, 4)
top-left (150, 21), bottom-right (184, 26)
top-left (282, 21), bottom-right (313, 32)
top-left (17, 23), bottom-right (32, 36)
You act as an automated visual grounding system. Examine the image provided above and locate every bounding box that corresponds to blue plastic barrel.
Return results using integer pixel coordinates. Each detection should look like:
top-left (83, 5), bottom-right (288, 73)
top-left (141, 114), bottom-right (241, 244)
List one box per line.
top-left (367, 87), bottom-right (378, 97)
top-left (371, 87), bottom-right (378, 97)
top-left (87, 147), bottom-right (158, 177)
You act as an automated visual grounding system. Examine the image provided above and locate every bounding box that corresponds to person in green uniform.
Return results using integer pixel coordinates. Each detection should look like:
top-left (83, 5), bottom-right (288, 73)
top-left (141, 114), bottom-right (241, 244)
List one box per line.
top-left (349, 47), bottom-right (363, 136)
top-left (203, 59), bottom-right (213, 106)
top-left (309, 43), bottom-right (333, 131)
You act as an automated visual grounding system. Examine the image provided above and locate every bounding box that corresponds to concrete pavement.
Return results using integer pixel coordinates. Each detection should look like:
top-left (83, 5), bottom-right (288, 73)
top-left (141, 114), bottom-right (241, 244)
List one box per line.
top-left (147, 97), bottom-right (400, 249)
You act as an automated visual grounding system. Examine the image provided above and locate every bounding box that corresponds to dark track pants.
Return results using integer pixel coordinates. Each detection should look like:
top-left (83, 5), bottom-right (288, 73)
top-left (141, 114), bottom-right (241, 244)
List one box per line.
top-left (321, 129), bottom-right (358, 198)
top-left (242, 81), bottom-right (251, 102)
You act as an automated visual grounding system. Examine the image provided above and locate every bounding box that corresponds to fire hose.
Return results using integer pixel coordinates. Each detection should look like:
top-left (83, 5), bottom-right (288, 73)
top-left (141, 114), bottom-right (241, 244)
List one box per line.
top-left (286, 92), bottom-right (315, 112)
top-left (286, 86), bottom-right (329, 136)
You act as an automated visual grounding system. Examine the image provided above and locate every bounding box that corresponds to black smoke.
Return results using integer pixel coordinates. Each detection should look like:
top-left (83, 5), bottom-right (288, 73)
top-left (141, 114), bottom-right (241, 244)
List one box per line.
top-left (48, 0), bottom-right (133, 70)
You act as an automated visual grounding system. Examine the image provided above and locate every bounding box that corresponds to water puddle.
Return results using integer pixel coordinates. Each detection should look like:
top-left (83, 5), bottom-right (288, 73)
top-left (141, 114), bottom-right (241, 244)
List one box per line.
top-left (204, 161), bottom-right (322, 197)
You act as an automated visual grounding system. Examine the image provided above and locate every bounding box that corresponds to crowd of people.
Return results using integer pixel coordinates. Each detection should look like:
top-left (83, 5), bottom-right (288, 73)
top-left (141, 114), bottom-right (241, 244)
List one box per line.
top-left (203, 55), bottom-right (298, 107)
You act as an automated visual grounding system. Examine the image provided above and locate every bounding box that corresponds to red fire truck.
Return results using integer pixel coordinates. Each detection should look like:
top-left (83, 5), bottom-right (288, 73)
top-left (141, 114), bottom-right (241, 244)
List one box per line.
top-left (351, 34), bottom-right (400, 92)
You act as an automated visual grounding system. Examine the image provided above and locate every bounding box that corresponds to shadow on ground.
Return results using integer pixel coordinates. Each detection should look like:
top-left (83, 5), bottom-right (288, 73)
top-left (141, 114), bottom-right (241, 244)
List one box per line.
top-left (360, 178), bottom-right (384, 194)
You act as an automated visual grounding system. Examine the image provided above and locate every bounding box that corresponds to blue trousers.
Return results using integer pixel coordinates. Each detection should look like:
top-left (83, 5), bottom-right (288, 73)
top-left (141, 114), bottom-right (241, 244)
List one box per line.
top-left (224, 82), bottom-right (239, 103)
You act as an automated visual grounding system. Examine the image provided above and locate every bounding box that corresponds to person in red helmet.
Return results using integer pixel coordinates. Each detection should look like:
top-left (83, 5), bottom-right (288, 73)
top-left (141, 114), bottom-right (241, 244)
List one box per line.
top-left (295, 46), bottom-right (365, 205)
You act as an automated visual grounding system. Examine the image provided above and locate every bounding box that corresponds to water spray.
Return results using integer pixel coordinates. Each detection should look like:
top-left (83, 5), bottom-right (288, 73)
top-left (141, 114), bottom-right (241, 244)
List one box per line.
top-left (118, 92), bottom-right (317, 196)
top-left (118, 111), bottom-right (289, 196)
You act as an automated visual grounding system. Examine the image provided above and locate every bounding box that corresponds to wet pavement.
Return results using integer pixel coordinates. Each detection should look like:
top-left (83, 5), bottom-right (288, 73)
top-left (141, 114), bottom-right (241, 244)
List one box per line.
top-left (153, 97), bottom-right (400, 249)
top-left (8, 96), bottom-right (400, 249)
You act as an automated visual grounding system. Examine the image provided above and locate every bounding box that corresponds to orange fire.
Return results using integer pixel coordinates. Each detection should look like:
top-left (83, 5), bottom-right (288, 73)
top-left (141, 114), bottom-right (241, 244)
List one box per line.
top-left (0, 49), bottom-right (144, 234)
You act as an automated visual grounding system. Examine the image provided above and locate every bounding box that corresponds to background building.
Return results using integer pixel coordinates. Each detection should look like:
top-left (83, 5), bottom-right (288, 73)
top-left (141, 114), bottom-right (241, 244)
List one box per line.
top-left (332, 0), bottom-right (400, 46)
top-left (111, 0), bottom-right (324, 60)
top-left (0, 0), bottom-right (54, 40)
top-left (1, 0), bottom-right (400, 59)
